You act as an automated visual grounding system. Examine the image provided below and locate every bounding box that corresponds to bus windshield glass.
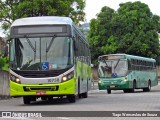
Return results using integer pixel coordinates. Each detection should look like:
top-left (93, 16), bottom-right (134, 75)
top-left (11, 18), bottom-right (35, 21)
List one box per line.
top-left (9, 37), bottom-right (74, 70)
top-left (98, 60), bottom-right (128, 78)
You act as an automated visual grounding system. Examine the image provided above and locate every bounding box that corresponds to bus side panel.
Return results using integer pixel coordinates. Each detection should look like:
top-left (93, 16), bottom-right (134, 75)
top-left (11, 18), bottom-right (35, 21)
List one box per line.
top-left (127, 71), bottom-right (158, 88)
top-left (75, 60), bottom-right (92, 94)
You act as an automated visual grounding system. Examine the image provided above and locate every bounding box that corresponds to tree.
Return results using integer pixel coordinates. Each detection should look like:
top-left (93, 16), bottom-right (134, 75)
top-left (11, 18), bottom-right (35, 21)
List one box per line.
top-left (88, 1), bottom-right (160, 64)
top-left (116, 1), bottom-right (160, 58)
top-left (87, 6), bottom-right (115, 64)
top-left (0, 0), bottom-right (86, 35)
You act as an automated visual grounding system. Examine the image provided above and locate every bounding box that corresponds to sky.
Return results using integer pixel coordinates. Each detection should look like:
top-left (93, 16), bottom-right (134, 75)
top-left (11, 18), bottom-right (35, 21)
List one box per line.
top-left (84, 0), bottom-right (160, 22)
top-left (0, 0), bottom-right (160, 37)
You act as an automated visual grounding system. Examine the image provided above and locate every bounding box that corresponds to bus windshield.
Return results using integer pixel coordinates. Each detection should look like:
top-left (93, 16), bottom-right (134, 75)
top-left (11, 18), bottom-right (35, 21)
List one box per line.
top-left (9, 37), bottom-right (74, 70)
top-left (98, 60), bottom-right (128, 78)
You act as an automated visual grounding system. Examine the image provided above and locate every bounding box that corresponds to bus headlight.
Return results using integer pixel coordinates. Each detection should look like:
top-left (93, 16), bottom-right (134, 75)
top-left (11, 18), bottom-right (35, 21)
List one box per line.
top-left (98, 80), bottom-right (102, 84)
top-left (121, 76), bottom-right (128, 83)
top-left (124, 76), bottom-right (128, 81)
top-left (10, 74), bottom-right (21, 84)
top-left (62, 71), bottom-right (74, 82)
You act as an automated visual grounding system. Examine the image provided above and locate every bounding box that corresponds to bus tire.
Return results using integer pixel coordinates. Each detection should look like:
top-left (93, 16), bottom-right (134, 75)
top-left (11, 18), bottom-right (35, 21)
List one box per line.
top-left (48, 96), bottom-right (53, 101)
top-left (143, 81), bottom-right (151, 92)
top-left (81, 92), bottom-right (88, 98)
top-left (67, 95), bottom-right (76, 103)
top-left (107, 89), bottom-right (111, 94)
top-left (41, 97), bottom-right (47, 101)
top-left (81, 79), bottom-right (88, 98)
top-left (78, 77), bottom-right (81, 98)
top-left (131, 81), bottom-right (136, 93)
top-left (23, 96), bottom-right (31, 104)
top-left (123, 89), bottom-right (129, 93)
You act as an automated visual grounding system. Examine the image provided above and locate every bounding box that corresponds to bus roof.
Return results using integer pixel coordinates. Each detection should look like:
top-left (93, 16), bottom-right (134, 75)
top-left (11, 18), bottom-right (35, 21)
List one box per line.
top-left (99, 54), bottom-right (156, 62)
top-left (11, 16), bottom-right (73, 27)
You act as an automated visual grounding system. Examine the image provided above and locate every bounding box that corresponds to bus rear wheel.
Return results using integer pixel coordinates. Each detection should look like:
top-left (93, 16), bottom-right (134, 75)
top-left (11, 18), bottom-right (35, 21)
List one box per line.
top-left (107, 89), bottom-right (111, 94)
top-left (130, 81), bottom-right (136, 93)
top-left (143, 81), bottom-right (151, 92)
top-left (67, 95), bottom-right (76, 103)
top-left (23, 96), bottom-right (31, 104)
top-left (81, 92), bottom-right (88, 98)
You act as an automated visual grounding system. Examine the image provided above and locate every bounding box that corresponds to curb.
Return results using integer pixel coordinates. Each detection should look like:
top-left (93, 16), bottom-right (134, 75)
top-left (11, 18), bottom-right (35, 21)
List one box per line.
top-left (0, 95), bottom-right (11, 100)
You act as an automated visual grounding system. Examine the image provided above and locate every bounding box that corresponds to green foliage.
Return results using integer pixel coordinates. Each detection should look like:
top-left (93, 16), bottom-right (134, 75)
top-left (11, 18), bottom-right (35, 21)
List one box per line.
top-left (0, 56), bottom-right (9, 71)
top-left (0, 57), bottom-right (6, 70)
top-left (0, 0), bottom-right (86, 36)
top-left (87, 6), bottom-right (115, 64)
top-left (117, 1), bottom-right (160, 58)
top-left (87, 1), bottom-right (160, 64)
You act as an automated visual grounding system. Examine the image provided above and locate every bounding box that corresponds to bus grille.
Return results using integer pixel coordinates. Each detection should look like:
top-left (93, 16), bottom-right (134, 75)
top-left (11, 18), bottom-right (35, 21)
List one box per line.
top-left (23, 86), bottom-right (59, 92)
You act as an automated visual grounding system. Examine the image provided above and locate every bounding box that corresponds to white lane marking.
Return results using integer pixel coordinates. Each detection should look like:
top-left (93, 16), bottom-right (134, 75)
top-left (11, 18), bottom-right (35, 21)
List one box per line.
top-left (0, 117), bottom-right (34, 120)
top-left (56, 117), bottom-right (72, 120)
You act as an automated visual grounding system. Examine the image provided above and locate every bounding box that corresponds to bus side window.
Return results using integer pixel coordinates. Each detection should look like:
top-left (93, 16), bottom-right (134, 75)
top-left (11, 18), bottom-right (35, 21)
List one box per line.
top-left (86, 45), bottom-right (89, 65)
top-left (78, 37), bottom-right (82, 61)
top-left (147, 62), bottom-right (150, 71)
top-left (77, 36), bottom-right (81, 58)
top-left (73, 37), bottom-right (78, 55)
top-left (132, 59), bottom-right (135, 70)
top-left (154, 62), bottom-right (156, 68)
top-left (128, 59), bottom-right (132, 70)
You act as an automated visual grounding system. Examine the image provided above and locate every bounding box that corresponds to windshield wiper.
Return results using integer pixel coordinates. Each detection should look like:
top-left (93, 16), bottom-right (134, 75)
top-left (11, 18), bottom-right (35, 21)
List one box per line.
top-left (46, 36), bottom-right (56, 53)
top-left (25, 37), bottom-right (36, 61)
top-left (114, 59), bottom-right (120, 69)
top-left (46, 36), bottom-right (56, 60)
top-left (26, 37), bottom-right (36, 52)
top-left (103, 59), bottom-right (109, 68)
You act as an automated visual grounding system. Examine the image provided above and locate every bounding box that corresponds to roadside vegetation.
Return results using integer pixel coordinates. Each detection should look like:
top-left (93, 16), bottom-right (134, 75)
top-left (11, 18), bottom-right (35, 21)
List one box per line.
top-left (87, 1), bottom-right (160, 64)
top-left (0, 57), bottom-right (8, 71)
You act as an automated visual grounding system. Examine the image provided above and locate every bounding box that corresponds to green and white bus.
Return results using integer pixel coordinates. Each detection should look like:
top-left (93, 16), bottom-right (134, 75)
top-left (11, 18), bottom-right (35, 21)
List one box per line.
top-left (98, 54), bottom-right (158, 94)
top-left (9, 16), bottom-right (92, 104)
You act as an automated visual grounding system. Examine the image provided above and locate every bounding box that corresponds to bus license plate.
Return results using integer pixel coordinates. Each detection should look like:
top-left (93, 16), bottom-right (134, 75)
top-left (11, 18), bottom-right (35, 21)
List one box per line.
top-left (36, 91), bottom-right (46, 95)
top-left (110, 86), bottom-right (115, 88)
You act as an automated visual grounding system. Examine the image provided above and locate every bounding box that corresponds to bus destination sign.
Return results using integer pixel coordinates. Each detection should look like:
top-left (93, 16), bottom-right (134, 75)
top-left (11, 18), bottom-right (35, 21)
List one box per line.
top-left (100, 55), bottom-right (125, 60)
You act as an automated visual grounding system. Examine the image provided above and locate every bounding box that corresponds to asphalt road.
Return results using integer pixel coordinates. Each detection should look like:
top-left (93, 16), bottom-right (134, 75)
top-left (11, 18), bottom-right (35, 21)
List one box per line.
top-left (0, 82), bottom-right (160, 120)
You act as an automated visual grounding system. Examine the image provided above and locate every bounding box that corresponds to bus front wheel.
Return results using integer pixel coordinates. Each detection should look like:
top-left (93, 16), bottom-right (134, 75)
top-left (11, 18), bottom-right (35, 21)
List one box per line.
top-left (107, 90), bottom-right (111, 94)
top-left (23, 96), bottom-right (31, 104)
top-left (67, 95), bottom-right (76, 103)
top-left (123, 89), bottom-right (129, 93)
top-left (41, 96), bottom-right (47, 101)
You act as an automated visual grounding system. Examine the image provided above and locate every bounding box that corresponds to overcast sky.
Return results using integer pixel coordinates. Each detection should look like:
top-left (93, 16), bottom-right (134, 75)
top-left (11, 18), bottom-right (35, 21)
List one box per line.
top-left (84, 0), bottom-right (160, 22)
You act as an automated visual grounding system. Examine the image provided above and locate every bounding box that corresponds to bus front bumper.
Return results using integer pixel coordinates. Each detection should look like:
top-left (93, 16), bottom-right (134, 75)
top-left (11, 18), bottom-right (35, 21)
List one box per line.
top-left (10, 79), bottom-right (75, 97)
top-left (98, 81), bottom-right (130, 90)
